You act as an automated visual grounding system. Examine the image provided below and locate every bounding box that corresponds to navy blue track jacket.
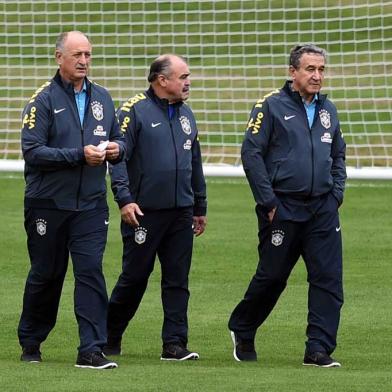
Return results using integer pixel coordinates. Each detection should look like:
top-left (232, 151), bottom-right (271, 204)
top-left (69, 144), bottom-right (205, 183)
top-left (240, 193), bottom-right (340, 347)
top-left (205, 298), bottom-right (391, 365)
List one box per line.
top-left (110, 87), bottom-right (207, 216)
top-left (21, 70), bottom-right (125, 211)
top-left (242, 80), bottom-right (346, 211)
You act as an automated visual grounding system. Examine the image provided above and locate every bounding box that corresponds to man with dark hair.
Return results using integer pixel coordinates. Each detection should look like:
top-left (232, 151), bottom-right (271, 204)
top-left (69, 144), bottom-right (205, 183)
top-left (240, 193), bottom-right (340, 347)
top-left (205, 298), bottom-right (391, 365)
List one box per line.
top-left (228, 44), bottom-right (346, 367)
top-left (104, 54), bottom-right (207, 361)
top-left (18, 31), bottom-right (124, 369)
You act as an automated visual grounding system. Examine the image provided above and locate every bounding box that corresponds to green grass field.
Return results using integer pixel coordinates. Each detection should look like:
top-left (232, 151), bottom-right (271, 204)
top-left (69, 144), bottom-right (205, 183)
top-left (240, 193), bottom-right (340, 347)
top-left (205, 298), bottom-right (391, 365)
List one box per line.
top-left (0, 172), bottom-right (391, 391)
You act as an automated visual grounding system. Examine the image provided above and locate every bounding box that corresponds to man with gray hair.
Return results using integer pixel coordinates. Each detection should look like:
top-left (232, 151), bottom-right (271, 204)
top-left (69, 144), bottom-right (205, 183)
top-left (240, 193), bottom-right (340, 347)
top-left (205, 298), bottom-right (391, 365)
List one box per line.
top-left (228, 44), bottom-right (346, 367)
top-left (104, 54), bottom-right (207, 361)
top-left (18, 31), bottom-right (124, 369)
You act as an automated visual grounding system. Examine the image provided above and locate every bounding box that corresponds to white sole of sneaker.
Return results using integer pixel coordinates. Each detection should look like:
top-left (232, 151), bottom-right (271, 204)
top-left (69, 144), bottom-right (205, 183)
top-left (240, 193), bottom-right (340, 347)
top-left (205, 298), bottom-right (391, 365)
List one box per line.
top-left (230, 330), bottom-right (241, 362)
top-left (303, 361), bottom-right (341, 368)
top-left (74, 362), bottom-right (118, 369)
top-left (160, 352), bottom-right (199, 361)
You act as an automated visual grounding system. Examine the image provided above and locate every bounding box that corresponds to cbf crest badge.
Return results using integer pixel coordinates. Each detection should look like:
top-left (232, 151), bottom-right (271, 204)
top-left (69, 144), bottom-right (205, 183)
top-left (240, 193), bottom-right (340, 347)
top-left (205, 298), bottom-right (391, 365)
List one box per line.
top-left (36, 218), bottom-right (47, 236)
top-left (271, 230), bottom-right (285, 247)
top-left (179, 116), bottom-right (192, 135)
top-left (319, 109), bottom-right (331, 129)
top-left (91, 101), bottom-right (104, 121)
top-left (134, 227), bottom-right (147, 245)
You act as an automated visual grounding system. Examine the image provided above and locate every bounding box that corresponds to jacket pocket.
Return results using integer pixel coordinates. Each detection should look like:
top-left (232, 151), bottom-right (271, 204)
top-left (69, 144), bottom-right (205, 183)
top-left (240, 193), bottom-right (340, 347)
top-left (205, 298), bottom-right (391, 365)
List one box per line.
top-left (270, 161), bottom-right (282, 185)
top-left (36, 172), bottom-right (45, 192)
top-left (135, 174), bottom-right (144, 201)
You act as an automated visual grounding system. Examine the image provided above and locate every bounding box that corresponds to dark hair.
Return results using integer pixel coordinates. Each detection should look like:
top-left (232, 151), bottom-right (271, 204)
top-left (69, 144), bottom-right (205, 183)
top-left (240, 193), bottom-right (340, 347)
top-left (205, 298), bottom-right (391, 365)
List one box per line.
top-left (55, 31), bottom-right (91, 51)
top-left (147, 54), bottom-right (187, 83)
top-left (289, 44), bottom-right (327, 69)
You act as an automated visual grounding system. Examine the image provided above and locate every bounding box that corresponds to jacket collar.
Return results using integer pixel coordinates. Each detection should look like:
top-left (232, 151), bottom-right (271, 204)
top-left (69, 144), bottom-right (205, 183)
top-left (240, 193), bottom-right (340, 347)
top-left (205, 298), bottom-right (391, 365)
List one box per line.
top-left (145, 86), bottom-right (183, 111)
top-left (282, 80), bottom-right (327, 105)
top-left (53, 69), bottom-right (92, 97)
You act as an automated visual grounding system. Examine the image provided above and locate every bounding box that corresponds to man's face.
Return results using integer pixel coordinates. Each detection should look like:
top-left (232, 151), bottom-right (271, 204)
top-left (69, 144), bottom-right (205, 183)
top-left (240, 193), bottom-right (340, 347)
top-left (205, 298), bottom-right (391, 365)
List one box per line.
top-left (162, 57), bottom-right (191, 103)
top-left (290, 53), bottom-right (325, 101)
top-left (55, 32), bottom-right (92, 86)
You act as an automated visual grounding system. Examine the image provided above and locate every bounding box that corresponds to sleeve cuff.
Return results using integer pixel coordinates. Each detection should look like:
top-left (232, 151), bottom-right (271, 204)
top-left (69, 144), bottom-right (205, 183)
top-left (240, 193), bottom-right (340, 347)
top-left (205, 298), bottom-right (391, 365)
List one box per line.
top-left (193, 205), bottom-right (207, 217)
top-left (259, 195), bottom-right (279, 213)
top-left (78, 147), bottom-right (86, 164)
top-left (117, 196), bottom-right (134, 209)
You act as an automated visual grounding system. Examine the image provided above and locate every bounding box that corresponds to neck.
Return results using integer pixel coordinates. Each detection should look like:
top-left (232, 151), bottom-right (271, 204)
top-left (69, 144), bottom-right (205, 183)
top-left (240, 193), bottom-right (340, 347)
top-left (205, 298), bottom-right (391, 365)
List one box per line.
top-left (291, 85), bottom-right (314, 104)
top-left (59, 72), bottom-right (84, 92)
top-left (152, 85), bottom-right (168, 101)
top-left (302, 94), bottom-right (314, 104)
top-left (73, 81), bottom-right (84, 92)
top-left (71, 78), bottom-right (85, 92)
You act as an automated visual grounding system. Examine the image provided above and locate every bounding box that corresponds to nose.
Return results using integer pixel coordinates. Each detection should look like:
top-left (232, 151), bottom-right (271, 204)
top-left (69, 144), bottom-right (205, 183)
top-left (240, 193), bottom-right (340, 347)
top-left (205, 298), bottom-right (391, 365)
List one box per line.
top-left (79, 54), bottom-right (87, 64)
top-left (312, 70), bottom-right (323, 80)
top-left (78, 53), bottom-right (91, 66)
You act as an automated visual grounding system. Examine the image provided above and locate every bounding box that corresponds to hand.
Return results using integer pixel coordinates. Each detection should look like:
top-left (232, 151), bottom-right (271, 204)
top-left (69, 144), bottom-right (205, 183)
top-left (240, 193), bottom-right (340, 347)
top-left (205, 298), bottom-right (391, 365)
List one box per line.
top-left (120, 203), bottom-right (144, 227)
top-left (267, 206), bottom-right (277, 223)
top-left (84, 145), bottom-right (106, 166)
top-left (105, 142), bottom-right (120, 161)
top-left (193, 216), bottom-right (207, 237)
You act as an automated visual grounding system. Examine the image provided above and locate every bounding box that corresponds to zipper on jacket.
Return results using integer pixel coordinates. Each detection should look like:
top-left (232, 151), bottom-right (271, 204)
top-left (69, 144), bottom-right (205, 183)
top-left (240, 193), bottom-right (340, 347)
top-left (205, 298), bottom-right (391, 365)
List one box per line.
top-left (76, 125), bottom-right (84, 210)
top-left (75, 91), bottom-right (90, 210)
top-left (298, 101), bottom-right (315, 198)
top-left (308, 99), bottom-right (325, 198)
top-left (75, 97), bottom-right (87, 210)
top-left (168, 118), bottom-right (178, 207)
top-left (309, 125), bottom-right (315, 197)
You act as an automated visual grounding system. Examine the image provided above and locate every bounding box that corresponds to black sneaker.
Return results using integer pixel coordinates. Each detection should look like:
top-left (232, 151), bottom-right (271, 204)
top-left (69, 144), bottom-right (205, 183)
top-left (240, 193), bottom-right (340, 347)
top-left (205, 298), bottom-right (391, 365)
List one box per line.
top-left (75, 351), bottom-right (118, 369)
top-left (303, 351), bottom-right (341, 368)
top-left (230, 330), bottom-right (257, 361)
top-left (103, 336), bottom-right (122, 356)
top-left (21, 346), bottom-right (42, 363)
top-left (160, 343), bottom-right (199, 361)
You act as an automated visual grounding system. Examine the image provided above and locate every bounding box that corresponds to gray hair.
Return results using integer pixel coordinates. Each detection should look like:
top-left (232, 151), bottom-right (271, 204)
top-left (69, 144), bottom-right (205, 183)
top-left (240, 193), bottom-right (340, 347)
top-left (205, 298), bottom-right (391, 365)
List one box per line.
top-left (289, 44), bottom-right (327, 69)
top-left (147, 54), bottom-right (187, 83)
top-left (55, 31), bottom-right (91, 51)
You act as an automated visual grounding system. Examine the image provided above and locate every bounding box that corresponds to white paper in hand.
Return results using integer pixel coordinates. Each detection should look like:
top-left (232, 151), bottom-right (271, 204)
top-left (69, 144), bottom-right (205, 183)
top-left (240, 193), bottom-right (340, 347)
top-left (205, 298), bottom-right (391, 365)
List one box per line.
top-left (97, 140), bottom-right (109, 151)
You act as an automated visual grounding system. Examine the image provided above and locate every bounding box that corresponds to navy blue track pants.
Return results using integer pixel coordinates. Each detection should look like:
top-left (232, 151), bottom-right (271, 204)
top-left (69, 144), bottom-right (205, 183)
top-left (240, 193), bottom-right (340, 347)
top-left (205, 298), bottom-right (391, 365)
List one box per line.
top-left (18, 207), bottom-right (109, 353)
top-left (229, 200), bottom-right (343, 355)
top-left (107, 207), bottom-right (194, 346)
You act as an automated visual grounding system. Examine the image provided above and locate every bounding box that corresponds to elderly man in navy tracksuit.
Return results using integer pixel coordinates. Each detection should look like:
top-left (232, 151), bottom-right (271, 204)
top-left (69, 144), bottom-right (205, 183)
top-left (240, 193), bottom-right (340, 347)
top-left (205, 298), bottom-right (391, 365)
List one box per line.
top-left (228, 44), bottom-right (346, 368)
top-left (18, 31), bottom-right (124, 369)
top-left (103, 54), bottom-right (207, 361)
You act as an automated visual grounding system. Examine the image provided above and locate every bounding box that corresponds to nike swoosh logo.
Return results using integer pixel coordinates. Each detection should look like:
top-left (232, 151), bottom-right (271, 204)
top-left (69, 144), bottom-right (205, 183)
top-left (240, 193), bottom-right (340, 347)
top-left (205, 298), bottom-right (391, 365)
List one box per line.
top-left (336, 226), bottom-right (341, 232)
top-left (54, 108), bottom-right (66, 114)
top-left (105, 220), bottom-right (109, 225)
top-left (151, 122), bottom-right (161, 128)
top-left (284, 115), bottom-right (296, 120)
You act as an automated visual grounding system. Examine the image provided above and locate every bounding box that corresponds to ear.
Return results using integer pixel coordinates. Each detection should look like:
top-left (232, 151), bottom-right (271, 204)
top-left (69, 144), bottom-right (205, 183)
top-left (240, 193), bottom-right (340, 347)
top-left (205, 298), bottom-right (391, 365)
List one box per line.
top-left (157, 74), bottom-right (167, 87)
top-left (288, 65), bottom-right (296, 79)
top-left (55, 50), bottom-right (62, 65)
